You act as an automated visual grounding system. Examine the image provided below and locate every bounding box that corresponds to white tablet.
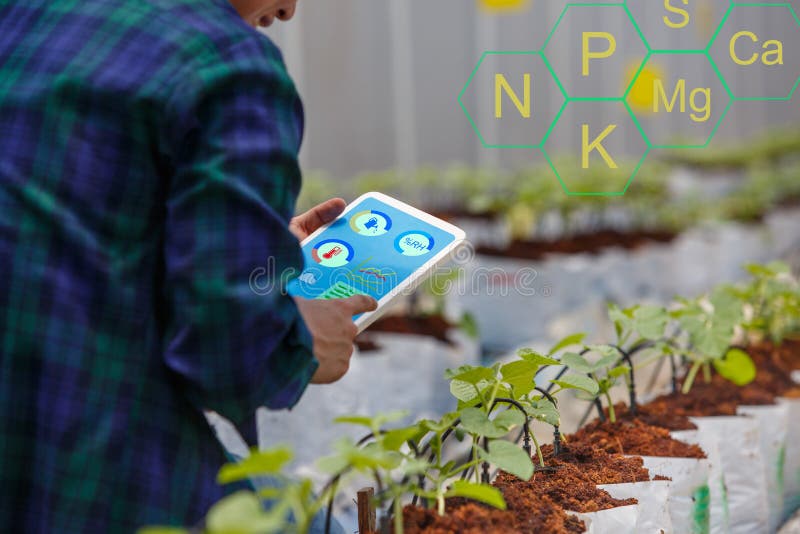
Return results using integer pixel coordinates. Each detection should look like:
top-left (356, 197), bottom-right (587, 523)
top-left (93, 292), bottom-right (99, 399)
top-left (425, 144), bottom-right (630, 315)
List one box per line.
top-left (287, 192), bottom-right (467, 332)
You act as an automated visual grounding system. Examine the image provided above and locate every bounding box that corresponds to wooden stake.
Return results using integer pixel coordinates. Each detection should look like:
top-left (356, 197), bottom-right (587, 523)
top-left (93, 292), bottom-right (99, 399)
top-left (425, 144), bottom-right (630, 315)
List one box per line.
top-left (357, 487), bottom-right (376, 534)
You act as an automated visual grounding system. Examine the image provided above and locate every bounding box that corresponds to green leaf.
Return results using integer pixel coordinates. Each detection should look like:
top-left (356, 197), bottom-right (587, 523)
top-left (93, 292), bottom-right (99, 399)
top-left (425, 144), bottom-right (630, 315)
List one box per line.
top-left (552, 374), bottom-right (599, 396)
top-left (450, 379), bottom-right (481, 403)
top-left (459, 407), bottom-right (508, 438)
top-left (445, 365), bottom-right (495, 385)
top-left (333, 411), bottom-right (408, 430)
top-left (608, 303), bottom-right (633, 338)
top-left (493, 409), bottom-right (526, 430)
top-left (382, 426), bottom-right (423, 451)
top-left (206, 491), bottom-right (286, 534)
top-left (500, 359), bottom-right (539, 396)
top-left (479, 440), bottom-right (534, 480)
top-left (713, 348), bottom-right (757, 386)
top-left (526, 399), bottom-right (560, 427)
top-left (633, 305), bottom-right (668, 340)
top-left (517, 348), bottom-right (560, 366)
top-left (445, 480), bottom-right (507, 510)
top-left (548, 333), bottom-right (587, 355)
top-left (317, 439), bottom-right (401, 474)
top-left (560, 352), bottom-right (593, 374)
top-left (217, 448), bottom-right (292, 485)
top-left (608, 365), bottom-right (631, 379)
top-left (710, 289), bottom-right (743, 324)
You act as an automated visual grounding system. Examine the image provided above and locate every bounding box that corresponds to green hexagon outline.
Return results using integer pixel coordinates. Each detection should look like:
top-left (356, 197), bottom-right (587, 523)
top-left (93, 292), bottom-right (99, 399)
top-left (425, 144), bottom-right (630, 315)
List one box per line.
top-left (624, 50), bottom-right (733, 149)
top-left (457, 50), bottom-right (568, 149)
top-left (539, 101), bottom-right (651, 196)
top-left (624, 0), bottom-right (732, 53)
top-left (542, 2), bottom-right (651, 100)
top-left (710, 2), bottom-right (800, 101)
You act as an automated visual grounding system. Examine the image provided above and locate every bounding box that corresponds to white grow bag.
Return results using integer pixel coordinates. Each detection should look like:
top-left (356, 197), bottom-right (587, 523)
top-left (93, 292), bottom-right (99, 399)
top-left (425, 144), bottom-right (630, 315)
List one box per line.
top-left (598, 480), bottom-right (672, 533)
top-left (737, 403), bottom-right (790, 533)
top-left (690, 416), bottom-right (769, 534)
top-left (637, 456), bottom-right (712, 534)
top-left (671, 430), bottom-right (730, 534)
top-left (778, 397), bottom-right (800, 520)
top-left (568, 504), bottom-right (639, 534)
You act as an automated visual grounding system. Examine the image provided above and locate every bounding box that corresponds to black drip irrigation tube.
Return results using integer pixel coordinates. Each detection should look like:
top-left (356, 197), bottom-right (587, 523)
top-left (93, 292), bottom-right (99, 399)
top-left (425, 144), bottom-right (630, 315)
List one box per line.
top-left (534, 387), bottom-right (563, 457)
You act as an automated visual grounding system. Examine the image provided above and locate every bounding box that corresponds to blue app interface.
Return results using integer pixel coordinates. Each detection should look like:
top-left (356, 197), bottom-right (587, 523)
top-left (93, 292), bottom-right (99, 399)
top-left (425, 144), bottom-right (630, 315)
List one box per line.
top-left (287, 197), bottom-right (456, 307)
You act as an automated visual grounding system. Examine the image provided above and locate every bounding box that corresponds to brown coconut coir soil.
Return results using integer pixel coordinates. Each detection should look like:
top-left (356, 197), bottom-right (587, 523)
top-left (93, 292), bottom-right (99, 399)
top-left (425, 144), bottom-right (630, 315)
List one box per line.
top-left (476, 229), bottom-right (677, 261)
top-left (569, 418), bottom-right (706, 458)
top-left (358, 314), bottom-right (455, 349)
top-left (611, 403), bottom-right (697, 431)
top-left (490, 443), bottom-right (645, 514)
top-left (537, 442), bottom-right (651, 485)
top-left (399, 492), bottom-right (585, 534)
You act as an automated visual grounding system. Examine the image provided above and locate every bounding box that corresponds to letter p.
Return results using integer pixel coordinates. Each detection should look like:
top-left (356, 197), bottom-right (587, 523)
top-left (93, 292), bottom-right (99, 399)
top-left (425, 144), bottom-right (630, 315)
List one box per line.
top-left (582, 32), bottom-right (617, 77)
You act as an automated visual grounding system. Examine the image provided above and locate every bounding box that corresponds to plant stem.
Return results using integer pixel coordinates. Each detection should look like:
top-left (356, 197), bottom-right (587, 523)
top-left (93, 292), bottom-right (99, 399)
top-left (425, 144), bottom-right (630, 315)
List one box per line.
top-left (395, 494), bottom-right (405, 533)
top-left (702, 362), bottom-right (712, 383)
top-left (445, 459), bottom-right (483, 479)
top-left (529, 430), bottom-right (545, 467)
top-left (472, 439), bottom-right (480, 484)
top-left (682, 361), bottom-right (702, 394)
top-left (605, 392), bottom-right (616, 423)
top-left (437, 490), bottom-right (445, 517)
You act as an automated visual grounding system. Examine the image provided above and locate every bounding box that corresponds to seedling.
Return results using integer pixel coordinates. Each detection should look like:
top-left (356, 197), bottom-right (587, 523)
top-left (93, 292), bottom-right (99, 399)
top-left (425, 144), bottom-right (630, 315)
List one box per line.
top-left (553, 345), bottom-right (630, 424)
top-left (671, 288), bottom-right (756, 393)
top-left (728, 262), bottom-right (800, 344)
top-left (139, 447), bottom-right (322, 534)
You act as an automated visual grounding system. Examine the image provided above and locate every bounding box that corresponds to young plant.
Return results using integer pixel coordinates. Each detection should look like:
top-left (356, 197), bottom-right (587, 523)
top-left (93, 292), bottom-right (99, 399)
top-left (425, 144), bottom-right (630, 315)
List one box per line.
top-left (671, 288), bottom-right (756, 393)
top-left (410, 413), bottom-right (508, 519)
top-left (728, 262), bottom-right (800, 344)
top-left (445, 363), bottom-right (535, 482)
top-left (139, 447), bottom-right (319, 534)
top-left (446, 348), bottom-right (561, 469)
top-left (552, 345), bottom-right (631, 423)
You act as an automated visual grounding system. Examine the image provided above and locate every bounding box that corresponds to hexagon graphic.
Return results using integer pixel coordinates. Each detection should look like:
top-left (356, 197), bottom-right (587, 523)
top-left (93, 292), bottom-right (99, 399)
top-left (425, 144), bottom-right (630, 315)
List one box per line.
top-left (542, 100), bottom-right (650, 196)
top-left (458, 51), bottom-right (566, 149)
top-left (626, 52), bottom-right (732, 148)
top-left (710, 3), bottom-right (800, 100)
top-left (543, 3), bottom-right (649, 99)
top-left (626, 0), bottom-right (730, 52)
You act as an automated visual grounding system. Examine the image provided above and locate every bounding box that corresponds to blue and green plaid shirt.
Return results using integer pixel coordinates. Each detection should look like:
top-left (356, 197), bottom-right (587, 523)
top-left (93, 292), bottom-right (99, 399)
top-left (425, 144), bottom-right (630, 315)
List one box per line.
top-left (0, 0), bottom-right (318, 531)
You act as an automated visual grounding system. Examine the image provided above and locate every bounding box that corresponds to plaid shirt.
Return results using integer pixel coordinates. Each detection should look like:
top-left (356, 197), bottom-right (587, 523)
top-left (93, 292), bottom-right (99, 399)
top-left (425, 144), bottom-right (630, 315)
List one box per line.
top-left (0, 0), bottom-right (318, 531)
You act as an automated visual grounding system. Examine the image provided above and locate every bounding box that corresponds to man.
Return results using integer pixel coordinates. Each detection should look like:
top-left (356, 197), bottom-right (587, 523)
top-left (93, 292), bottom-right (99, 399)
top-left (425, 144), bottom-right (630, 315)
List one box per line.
top-left (0, 0), bottom-right (374, 531)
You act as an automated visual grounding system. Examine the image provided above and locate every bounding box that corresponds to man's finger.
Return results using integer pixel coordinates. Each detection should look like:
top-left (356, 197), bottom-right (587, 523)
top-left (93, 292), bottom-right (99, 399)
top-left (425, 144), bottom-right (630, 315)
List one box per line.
top-left (301, 198), bottom-right (346, 232)
top-left (343, 294), bottom-right (379, 314)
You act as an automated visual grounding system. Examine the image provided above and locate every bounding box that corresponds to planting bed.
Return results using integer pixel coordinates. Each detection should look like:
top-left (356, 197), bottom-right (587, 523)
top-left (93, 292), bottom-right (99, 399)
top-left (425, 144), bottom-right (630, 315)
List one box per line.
top-left (357, 314), bottom-right (456, 352)
top-left (476, 229), bottom-right (677, 261)
top-left (187, 261), bottom-right (800, 534)
top-left (400, 494), bottom-right (586, 534)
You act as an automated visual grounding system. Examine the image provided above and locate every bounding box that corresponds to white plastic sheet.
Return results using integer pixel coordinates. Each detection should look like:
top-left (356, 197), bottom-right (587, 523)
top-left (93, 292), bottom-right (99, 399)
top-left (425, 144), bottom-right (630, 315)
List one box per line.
top-left (737, 404), bottom-right (790, 532)
top-left (598, 481), bottom-right (672, 533)
top-left (778, 398), bottom-right (800, 520)
top-left (691, 416), bottom-right (769, 534)
top-left (671, 430), bottom-right (730, 534)
top-left (637, 456), bottom-right (711, 534)
top-left (568, 504), bottom-right (639, 534)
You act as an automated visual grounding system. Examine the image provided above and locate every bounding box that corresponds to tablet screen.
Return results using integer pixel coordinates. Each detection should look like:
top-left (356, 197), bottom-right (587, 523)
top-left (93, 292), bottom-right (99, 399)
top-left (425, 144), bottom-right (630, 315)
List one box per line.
top-left (287, 195), bottom-right (458, 311)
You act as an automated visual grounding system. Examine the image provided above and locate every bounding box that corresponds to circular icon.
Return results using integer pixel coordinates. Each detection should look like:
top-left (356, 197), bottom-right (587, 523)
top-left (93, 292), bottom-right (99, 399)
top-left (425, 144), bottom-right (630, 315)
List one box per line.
top-left (350, 210), bottom-right (392, 236)
top-left (395, 231), bottom-right (435, 257)
top-left (312, 239), bottom-right (354, 268)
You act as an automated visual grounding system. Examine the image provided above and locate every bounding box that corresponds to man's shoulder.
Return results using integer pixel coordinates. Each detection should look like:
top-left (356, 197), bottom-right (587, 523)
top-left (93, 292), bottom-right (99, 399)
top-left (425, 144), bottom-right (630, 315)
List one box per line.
top-left (136, 0), bottom-right (283, 70)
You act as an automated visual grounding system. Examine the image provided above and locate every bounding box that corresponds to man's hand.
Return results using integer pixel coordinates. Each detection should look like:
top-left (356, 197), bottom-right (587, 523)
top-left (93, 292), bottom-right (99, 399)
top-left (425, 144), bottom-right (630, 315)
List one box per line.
top-left (289, 198), bottom-right (347, 241)
top-left (294, 295), bottom-right (378, 384)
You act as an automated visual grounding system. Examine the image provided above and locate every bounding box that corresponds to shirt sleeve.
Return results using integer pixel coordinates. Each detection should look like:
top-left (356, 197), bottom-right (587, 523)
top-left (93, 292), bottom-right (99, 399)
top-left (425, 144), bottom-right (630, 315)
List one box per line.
top-left (159, 36), bottom-right (317, 425)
